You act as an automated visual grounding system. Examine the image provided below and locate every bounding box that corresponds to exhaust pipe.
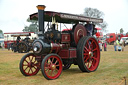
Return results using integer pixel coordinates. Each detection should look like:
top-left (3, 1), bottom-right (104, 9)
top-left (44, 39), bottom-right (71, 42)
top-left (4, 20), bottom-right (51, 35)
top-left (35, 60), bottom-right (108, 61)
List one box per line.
top-left (36, 5), bottom-right (46, 36)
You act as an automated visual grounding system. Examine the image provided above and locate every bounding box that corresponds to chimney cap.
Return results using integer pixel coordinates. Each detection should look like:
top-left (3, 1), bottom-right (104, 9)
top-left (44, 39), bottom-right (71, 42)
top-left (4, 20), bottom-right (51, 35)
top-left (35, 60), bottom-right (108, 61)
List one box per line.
top-left (37, 5), bottom-right (46, 10)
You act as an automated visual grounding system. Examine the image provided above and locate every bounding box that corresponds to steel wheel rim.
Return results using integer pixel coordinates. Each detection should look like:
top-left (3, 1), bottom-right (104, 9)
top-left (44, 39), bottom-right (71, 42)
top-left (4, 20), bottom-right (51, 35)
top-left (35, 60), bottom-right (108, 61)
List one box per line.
top-left (22, 54), bottom-right (40, 76)
top-left (44, 55), bottom-right (62, 79)
top-left (83, 38), bottom-right (100, 71)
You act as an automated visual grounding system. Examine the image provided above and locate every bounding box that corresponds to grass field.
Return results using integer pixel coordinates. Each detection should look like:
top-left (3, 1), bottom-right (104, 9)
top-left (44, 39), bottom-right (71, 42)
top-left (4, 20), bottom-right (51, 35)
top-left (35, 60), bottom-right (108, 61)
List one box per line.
top-left (0, 45), bottom-right (128, 85)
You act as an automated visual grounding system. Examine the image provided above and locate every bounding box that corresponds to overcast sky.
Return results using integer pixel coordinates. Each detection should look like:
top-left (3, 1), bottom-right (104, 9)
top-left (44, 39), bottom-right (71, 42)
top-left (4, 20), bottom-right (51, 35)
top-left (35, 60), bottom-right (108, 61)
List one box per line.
top-left (0, 0), bottom-right (128, 34)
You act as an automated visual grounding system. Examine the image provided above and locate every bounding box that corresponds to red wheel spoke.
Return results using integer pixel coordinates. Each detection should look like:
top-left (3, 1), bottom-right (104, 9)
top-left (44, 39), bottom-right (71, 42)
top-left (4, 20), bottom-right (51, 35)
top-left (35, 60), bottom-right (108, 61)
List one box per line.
top-left (84, 47), bottom-right (89, 52)
top-left (55, 60), bottom-right (58, 65)
top-left (84, 53), bottom-right (89, 56)
top-left (33, 60), bottom-right (36, 64)
top-left (52, 70), bottom-right (55, 76)
top-left (23, 64), bottom-right (28, 66)
top-left (28, 68), bottom-right (31, 74)
top-left (51, 70), bottom-right (53, 76)
top-left (33, 66), bottom-right (37, 70)
top-left (55, 68), bottom-right (59, 72)
top-left (45, 66), bottom-right (50, 69)
top-left (92, 48), bottom-right (98, 52)
top-left (24, 66), bottom-right (28, 71)
top-left (84, 56), bottom-right (89, 62)
top-left (20, 53), bottom-right (40, 76)
top-left (91, 41), bottom-right (94, 46)
top-left (25, 60), bottom-right (29, 64)
top-left (87, 41), bottom-right (89, 47)
top-left (31, 56), bottom-right (34, 62)
top-left (56, 64), bottom-right (59, 67)
top-left (34, 63), bottom-right (39, 67)
top-left (49, 58), bottom-right (52, 64)
top-left (30, 68), bottom-right (33, 73)
top-left (52, 57), bottom-right (54, 63)
top-left (92, 57), bottom-right (97, 61)
top-left (28, 56), bottom-right (31, 61)
top-left (42, 54), bottom-right (62, 80)
top-left (47, 69), bottom-right (50, 73)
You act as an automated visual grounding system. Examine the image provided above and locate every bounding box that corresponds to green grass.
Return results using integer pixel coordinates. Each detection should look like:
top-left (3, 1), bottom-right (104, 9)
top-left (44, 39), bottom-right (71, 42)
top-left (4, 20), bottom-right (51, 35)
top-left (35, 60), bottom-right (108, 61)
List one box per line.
top-left (0, 45), bottom-right (128, 85)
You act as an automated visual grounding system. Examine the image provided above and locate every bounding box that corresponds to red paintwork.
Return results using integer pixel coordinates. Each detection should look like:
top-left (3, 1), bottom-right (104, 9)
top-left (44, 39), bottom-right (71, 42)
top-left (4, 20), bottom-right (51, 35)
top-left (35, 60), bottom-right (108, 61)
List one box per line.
top-left (106, 33), bottom-right (128, 44)
top-left (20, 53), bottom-right (40, 76)
top-left (73, 24), bottom-right (87, 45)
top-left (51, 43), bottom-right (62, 53)
top-left (4, 40), bottom-right (16, 48)
top-left (4, 32), bottom-right (34, 48)
top-left (61, 33), bottom-right (70, 43)
top-left (43, 55), bottom-right (62, 79)
top-left (58, 48), bottom-right (76, 59)
top-left (84, 37), bottom-right (100, 71)
top-left (106, 33), bottom-right (116, 44)
top-left (50, 42), bottom-right (77, 59)
top-left (62, 29), bottom-right (71, 31)
top-left (95, 28), bottom-right (103, 38)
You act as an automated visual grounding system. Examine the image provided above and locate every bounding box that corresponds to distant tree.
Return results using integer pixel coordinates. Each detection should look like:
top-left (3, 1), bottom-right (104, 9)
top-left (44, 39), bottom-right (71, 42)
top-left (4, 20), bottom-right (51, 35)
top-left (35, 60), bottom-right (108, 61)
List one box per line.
top-left (0, 29), bottom-right (4, 38)
top-left (0, 29), bottom-right (3, 33)
top-left (22, 18), bottom-right (38, 32)
top-left (120, 28), bottom-right (124, 34)
top-left (126, 32), bottom-right (128, 34)
top-left (83, 7), bottom-right (107, 32)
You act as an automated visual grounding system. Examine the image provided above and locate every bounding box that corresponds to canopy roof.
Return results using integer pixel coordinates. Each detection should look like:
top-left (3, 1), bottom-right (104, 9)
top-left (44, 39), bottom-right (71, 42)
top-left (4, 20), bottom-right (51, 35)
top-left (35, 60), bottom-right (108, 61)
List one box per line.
top-left (11, 33), bottom-right (31, 37)
top-left (30, 11), bottom-right (103, 24)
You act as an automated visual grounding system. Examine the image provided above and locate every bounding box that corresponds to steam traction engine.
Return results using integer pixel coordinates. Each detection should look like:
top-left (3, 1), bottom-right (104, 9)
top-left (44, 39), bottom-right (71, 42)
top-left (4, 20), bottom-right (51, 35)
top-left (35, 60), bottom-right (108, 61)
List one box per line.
top-left (19, 5), bottom-right (103, 80)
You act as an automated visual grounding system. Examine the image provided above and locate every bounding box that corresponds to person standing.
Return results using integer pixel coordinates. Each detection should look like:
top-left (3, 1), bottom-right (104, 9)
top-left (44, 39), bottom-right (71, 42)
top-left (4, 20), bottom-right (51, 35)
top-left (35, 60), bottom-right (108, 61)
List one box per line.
top-left (1, 42), bottom-right (5, 50)
top-left (116, 39), bottom-right (119, 50)
top-left (121, 40), bottom-right (125, 51)
top-left (104, 42), bottom-right (107, 51)
top-left (114, 41), bottom-right (117, 51)
top-left (16, 36), bottom-right (21, 44)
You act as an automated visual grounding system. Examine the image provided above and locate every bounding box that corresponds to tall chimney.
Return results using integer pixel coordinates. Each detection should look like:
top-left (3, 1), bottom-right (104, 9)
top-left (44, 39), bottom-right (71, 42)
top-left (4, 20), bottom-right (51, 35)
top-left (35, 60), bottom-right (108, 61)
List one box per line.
top-left (36, 5), bottom-right (46, 36)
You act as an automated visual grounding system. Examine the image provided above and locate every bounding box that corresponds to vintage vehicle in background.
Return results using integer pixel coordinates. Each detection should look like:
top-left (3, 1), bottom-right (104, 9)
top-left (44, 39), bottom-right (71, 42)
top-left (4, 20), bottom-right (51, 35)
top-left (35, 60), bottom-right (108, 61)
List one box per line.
top-left (120, 37), bottom-right (128, 45)
top-left (95, 28), bottom-right (103, 38)
top-left (4, 32), bottom-right (37, 52)
top-left (106, 33), bottom-right (128, 44)
top-left (4, 32), bottom-right (37, 48)
top-left (106, 33), bottom-right (116, 44)
top-left (0, 34), bottom-right (4, 48)
top-left (19, 5), bottom-right (103, 80)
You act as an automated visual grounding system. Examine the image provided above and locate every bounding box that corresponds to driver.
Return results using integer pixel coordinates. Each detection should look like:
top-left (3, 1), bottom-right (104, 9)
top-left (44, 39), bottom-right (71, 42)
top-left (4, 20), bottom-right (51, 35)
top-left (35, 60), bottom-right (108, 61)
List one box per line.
top-left (85, 21), bottom-right (93, 36)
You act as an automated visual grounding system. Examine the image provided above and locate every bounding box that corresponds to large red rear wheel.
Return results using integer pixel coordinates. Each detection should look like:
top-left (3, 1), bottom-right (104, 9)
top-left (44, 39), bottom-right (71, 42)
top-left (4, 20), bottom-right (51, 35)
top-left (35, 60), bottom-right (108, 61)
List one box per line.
top-left (41, 54), bottom-right (63, 80)
top-left (77, 36), bottom-right (100, 72)
top-left (19, 53), bottom-right (40, 76)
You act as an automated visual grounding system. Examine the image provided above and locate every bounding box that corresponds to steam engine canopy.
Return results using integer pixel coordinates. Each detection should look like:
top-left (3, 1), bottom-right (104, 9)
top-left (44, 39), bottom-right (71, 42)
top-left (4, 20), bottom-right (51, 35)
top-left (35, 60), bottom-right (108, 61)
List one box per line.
top-left (32, 39), bottom-right (51, 55)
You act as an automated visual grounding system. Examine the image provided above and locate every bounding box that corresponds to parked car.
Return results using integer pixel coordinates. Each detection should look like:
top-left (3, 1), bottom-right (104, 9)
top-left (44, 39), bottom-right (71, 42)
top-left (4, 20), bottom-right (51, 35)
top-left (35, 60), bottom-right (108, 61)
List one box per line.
top-left (120, 37), bottom-right (128, 45)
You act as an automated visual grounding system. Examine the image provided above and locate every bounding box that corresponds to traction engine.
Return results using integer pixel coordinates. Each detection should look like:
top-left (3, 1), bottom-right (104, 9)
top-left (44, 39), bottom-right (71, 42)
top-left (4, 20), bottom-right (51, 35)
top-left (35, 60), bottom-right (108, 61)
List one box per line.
top-left (19, 5), bottom-right (103, 80)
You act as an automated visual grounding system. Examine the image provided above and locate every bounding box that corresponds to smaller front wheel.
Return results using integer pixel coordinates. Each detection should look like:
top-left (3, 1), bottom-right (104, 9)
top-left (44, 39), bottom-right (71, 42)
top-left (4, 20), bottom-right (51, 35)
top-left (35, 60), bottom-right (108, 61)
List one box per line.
top-left (41, 54), bottom-right (63, 80)
top-left (19, 53), bottom-right (40, 76)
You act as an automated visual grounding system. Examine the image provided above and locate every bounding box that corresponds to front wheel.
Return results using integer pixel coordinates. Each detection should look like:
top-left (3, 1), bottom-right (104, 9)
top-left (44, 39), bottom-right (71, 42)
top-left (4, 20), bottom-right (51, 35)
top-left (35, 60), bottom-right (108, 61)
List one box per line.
top-left (77, 36), bottom-right (100, 72)
top-left (19, 53), bottom-right (40, 76)
top-left (41, 54), bottom-right (63, 80)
